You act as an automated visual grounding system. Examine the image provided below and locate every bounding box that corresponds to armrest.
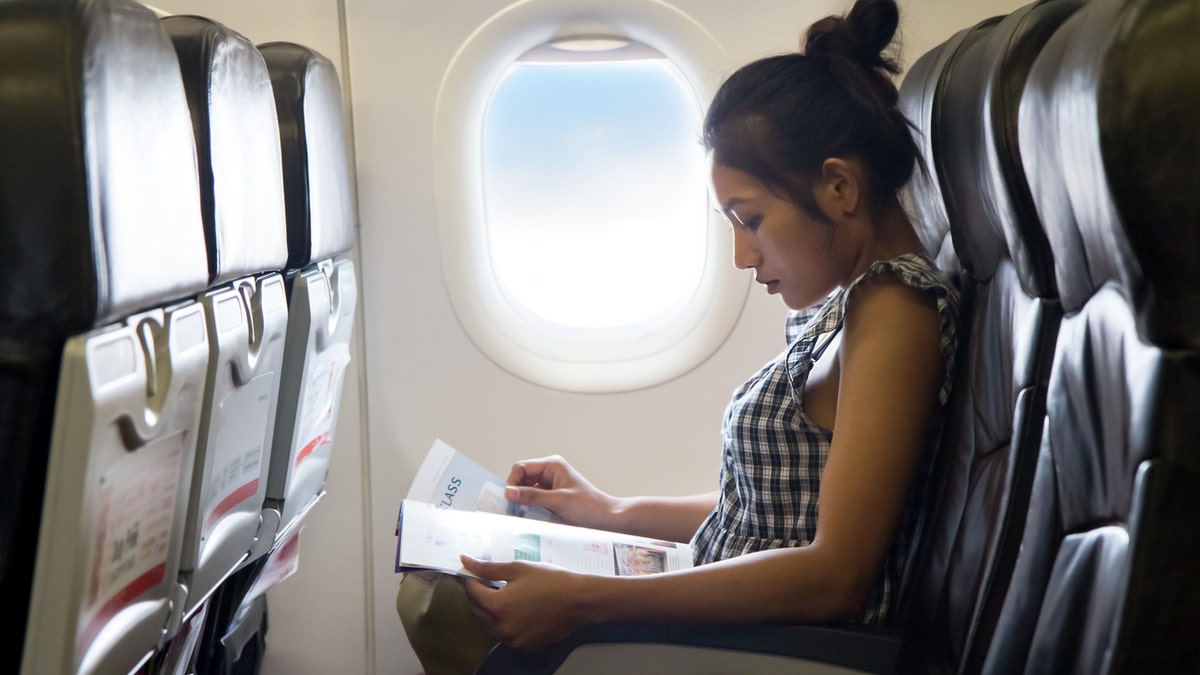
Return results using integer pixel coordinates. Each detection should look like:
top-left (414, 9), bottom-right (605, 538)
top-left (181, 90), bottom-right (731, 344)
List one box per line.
top-left (475, 622), bottom-right (902, 675)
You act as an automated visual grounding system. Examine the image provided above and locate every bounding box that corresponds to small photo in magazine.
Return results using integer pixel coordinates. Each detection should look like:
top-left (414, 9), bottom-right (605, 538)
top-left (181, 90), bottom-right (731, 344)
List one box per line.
top-left (612, 543), bottom-right (667, 576)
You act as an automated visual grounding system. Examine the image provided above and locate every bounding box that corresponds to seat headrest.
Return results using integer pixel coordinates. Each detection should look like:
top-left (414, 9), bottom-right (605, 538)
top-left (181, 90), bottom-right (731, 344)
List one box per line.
top-left (258, 42), bottom-right (356, 269)
top-left (935, 0), bottom-right (1084, 298)
top-left (0, 0), bottom-right (209, 345)
top-left (899, 28), bottom-right (970, 276)
top-left (1099, 0), bottom-right (1200, 347)
top-left (163, 15), bottom-right (290, 285)
top-left (922, 18), bottom-right (1004, 283)
top-left (1021, 0), bottom-right (1200, 346)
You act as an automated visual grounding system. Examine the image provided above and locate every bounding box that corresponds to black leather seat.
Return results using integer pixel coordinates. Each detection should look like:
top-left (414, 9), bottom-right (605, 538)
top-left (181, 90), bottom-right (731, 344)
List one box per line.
top-left (0, 1), bottom-right (213, 673)
top-left (982, 0), bottom-right (1200, 672)
top-left (158, 14), bottom-right (293, 673)
top-left (254, 41), bottom-right (358, 562)
top-left (894, 1), bottom-right (1082, 672)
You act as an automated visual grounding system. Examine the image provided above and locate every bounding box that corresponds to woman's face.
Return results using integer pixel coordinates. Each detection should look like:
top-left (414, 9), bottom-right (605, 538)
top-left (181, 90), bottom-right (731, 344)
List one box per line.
top-left (710, 162), bottom-right (850, 310)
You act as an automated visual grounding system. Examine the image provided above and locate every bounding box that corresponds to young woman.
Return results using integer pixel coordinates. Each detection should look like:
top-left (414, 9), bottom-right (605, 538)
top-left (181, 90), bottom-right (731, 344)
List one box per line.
top-left (401, 0), bottom-right (960, 669)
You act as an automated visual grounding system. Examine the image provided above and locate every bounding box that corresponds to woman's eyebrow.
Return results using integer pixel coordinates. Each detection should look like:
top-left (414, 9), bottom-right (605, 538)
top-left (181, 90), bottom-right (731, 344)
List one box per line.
top-left (720, 197), bottom-right (747, 212)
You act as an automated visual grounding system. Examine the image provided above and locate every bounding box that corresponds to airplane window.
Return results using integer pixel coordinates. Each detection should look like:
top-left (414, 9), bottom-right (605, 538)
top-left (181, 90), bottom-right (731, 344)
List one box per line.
top-left (482, 51), bottom-right (707, 330)
top-left (435, 0), bottom-right (747, 392)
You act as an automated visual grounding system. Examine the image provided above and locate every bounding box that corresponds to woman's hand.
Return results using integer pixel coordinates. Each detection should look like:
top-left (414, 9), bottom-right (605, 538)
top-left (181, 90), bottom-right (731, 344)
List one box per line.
top-left (507, 456), bottom-right (718, 542)
top-left (460, 555), bottom-right (593, 652)
top-left (505, 456), bottom-right (619, 531)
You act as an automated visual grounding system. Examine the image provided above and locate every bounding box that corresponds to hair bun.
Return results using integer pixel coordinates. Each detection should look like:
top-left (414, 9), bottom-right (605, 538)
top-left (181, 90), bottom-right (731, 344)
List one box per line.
top-left (803, 0), bottom-right (901, 75)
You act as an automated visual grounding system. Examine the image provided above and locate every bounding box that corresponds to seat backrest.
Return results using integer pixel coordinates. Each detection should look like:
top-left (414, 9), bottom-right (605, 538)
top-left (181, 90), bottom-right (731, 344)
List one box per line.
top-left (161, 13), bottom-right (292, 637)
top-left (983, 0), bottom-right (1200, 671)
top-left (259, 42), bottom-right (356, 272)
top-left (899, 25), bottom-right (969, 280)
top-left (165, 16), bottom-right (290, 289)
top-left (31, 302), bottom-right (211, 675)
top-left (0, 1), bottom-right (214, 673)
top-left (250, 42), bottom-right (358, 561)
top-left (895, 1), bottom-right (1083, 671)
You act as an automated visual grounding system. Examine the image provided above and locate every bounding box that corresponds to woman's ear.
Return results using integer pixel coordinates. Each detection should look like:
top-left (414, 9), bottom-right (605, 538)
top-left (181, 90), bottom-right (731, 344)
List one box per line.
top-left (816, 157), bottom-right (864, 218)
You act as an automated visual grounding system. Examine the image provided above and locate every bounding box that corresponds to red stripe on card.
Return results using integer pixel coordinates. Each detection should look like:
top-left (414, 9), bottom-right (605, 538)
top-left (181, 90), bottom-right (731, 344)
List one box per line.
top-left (204, 479), bottom-right (260, 533)
top-left (78, 563), bottom-right (166, 654)
top-left (294, 431), bottom-right (331, 468)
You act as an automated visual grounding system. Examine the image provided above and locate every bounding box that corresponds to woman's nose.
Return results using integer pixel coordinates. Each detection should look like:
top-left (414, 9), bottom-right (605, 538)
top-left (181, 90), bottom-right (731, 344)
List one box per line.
top-left (731, 227), bottom-right (758, 270)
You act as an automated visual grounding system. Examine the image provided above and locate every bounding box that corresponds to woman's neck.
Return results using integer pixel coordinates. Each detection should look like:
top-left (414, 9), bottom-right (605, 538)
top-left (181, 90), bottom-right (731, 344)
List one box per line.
top-left (843, 199), bottom-right (925, 283)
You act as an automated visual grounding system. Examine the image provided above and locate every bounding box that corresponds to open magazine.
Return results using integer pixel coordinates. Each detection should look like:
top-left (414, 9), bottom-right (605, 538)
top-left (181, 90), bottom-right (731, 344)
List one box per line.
top-left (395, 440), bottom-right (693, 582)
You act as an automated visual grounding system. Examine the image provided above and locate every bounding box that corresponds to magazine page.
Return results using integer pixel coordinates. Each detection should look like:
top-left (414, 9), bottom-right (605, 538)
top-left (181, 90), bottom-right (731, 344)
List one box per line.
top-left (395, 499), bottom-right (693, 580)
top-left (400, 439), bottom-right (557, 532)
top-left (405, 439), bottom-right (514, 514)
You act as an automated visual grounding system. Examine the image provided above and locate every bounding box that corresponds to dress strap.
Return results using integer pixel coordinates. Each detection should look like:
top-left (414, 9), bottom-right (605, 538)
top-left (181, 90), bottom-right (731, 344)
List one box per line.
top-left (809, 324), bottom-right (842, 362)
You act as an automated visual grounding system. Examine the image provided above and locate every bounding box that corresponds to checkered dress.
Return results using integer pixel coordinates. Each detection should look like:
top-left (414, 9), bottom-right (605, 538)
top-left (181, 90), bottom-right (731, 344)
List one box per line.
top-left (690, 253), bottom-right (960, 625)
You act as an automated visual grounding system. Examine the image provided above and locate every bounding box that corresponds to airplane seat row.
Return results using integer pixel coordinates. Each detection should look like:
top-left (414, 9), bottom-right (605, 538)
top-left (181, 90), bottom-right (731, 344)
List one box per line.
top-left (474, 0), bottom-right (1200, 672)
top-left (182, 35), bottom-right (359, 675)
top-left (0, 1), bottom-right (358, 674)
top-left (982, 0), bottom-right (1200, 670)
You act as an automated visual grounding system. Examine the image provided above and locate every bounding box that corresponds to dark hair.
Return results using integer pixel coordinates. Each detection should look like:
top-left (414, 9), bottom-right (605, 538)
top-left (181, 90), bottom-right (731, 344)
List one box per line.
top-left (704, 0), bottom-right (920, 221)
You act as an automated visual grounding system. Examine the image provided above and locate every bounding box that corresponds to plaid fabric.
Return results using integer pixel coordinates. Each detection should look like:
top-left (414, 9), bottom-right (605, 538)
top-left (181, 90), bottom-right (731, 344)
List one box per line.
top-left (691, 253), bottom-right (960, 625)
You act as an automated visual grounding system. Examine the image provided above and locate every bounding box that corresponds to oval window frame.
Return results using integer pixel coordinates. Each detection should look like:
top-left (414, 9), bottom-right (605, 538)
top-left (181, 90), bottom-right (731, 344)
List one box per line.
top-left (435, 0), bottom-right (747, 392)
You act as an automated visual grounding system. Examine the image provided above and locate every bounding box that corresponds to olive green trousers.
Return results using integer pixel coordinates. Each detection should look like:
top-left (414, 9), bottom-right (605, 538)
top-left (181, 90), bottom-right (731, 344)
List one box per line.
top-left (396, 573), bottom-right (498, 675)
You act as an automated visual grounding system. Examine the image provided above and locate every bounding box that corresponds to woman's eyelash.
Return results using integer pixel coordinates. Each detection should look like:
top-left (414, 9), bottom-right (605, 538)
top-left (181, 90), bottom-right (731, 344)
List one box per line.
top-left (720, 208), bottom-right (761, 231)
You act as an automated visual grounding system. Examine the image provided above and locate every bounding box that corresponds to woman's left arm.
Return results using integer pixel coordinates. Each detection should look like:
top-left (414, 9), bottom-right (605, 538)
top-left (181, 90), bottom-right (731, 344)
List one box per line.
top-left (801, 277), bottom-right (945, 608)
top-left (462, 279), bottom-right (945, 650)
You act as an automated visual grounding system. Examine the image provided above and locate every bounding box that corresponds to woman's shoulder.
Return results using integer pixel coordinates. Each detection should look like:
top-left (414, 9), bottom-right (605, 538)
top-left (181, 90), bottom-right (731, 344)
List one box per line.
top-left (843, 251), bottom-right (961, 351)
top-left (853, 252), bottom-right (958, 300)
top-left (845, 252), bottom-right (960, 326)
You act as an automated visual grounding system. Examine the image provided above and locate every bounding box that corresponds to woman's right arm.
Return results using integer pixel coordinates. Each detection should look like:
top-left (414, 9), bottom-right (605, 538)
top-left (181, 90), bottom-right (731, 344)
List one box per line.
top-left (505, 456), bottom-right (716, 543)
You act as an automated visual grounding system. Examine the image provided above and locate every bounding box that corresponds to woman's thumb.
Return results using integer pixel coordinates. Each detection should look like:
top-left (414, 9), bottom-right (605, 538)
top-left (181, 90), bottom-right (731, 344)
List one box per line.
top-left (461, 554), bottom-right (514, 583)
top-left (505, 484), bottom-right (552, 508)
